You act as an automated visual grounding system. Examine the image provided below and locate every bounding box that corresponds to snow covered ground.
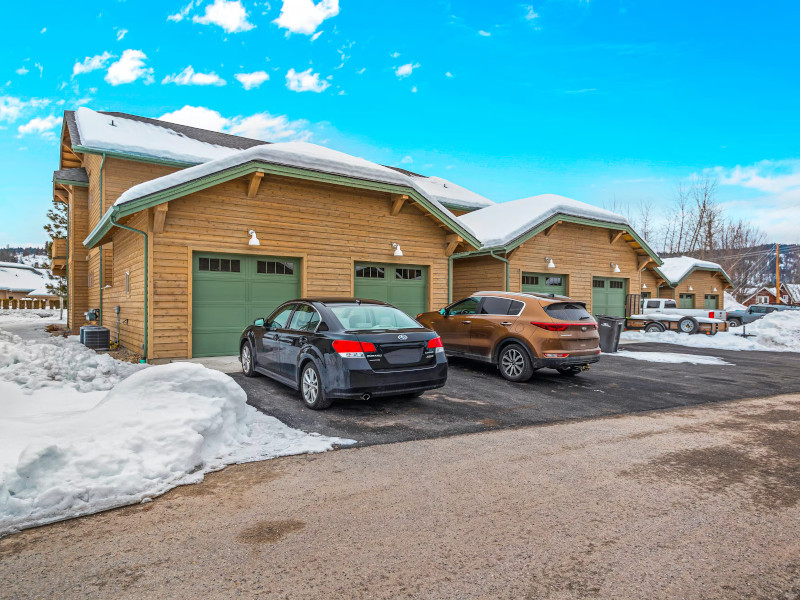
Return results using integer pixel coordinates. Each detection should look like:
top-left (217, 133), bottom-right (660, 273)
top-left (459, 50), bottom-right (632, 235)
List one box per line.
top-left (0, 320), bottom-right (354, 536)
top-left (610, 350), bottom-right (732, 365)
top-left (620, 310), bottom-right (800, 353)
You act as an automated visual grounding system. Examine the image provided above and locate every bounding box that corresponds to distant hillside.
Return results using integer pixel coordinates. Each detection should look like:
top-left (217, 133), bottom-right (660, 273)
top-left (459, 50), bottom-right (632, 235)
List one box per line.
top-left (0, 246), bottom-right (48, 269)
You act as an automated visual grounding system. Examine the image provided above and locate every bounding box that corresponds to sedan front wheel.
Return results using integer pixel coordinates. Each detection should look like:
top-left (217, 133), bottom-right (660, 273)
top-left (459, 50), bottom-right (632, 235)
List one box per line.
top-left (241, 342), bottom-right (257, 378)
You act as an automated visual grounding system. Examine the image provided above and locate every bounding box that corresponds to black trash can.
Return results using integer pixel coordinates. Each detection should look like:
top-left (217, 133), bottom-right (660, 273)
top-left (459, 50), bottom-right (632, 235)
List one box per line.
top-left (596, 316), bottom-right (625, 353)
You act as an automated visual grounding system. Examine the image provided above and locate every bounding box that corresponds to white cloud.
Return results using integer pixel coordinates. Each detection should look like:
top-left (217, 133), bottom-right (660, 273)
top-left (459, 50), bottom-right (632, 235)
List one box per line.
top-left (162, 65), bottom-right (226, 86)
top-left (35, 63), bottom-right (43, 77)
top-left (524, 5), bottom-right (539, 21)
top-left (168, 0), bottom-right (195, 21)
top-left (116, 28), bottom-right (128, 41)
top-left (285, 67), bottom-right (330, 92)
top-left (401, 156), bottom-right (413, 164)
top-left (193, 0), bottom-right (254, 32)
top-left (445, 71), bottom-right (453, 78)
top-left (0, 96), bottom-right (50, 122)
top-left (234, 70), bottom-right (269, 89)
top-left (17, 115), bottom-right (60, 138)
top-left (158, 105), bottom-right (312, 142)
top-left (711, 160), bottom-right (800, 195)
top-left (40, 27), bottom-right (46, 33)
top-left (16, 67), bottom-right (29, 75)
top-left (105, 49), bottom-right (154, 85)
top-left (356, 67), bottom-right (366, 74)
top-left (390, 51), bottom-right (400, 58)
top-left (273, 0), bottom-right (339, 35)
top-left (478, 30), bottom-right (491, 36)
top-left (411, 86), bottom-right (417, 93)
top-left (72, 51), bottom-right (114, 77)
top-left (394, 63), bottom-right (419, 78)
top-left (310, 30), bottom-right (323, 41)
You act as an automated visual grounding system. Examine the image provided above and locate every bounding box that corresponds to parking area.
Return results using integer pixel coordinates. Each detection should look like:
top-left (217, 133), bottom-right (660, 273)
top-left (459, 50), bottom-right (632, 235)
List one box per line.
top-left (234, 343), bottom-right (800, 446)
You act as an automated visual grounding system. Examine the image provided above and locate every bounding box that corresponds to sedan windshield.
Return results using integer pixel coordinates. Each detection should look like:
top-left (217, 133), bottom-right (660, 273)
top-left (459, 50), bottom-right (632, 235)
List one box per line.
top-left (330, 304), bottom-right (421, 331)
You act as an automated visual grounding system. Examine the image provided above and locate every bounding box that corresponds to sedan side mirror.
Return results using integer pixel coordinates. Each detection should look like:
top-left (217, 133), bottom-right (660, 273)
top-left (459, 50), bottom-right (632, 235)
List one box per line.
top-left (254, 318), bottom-right (265, 327)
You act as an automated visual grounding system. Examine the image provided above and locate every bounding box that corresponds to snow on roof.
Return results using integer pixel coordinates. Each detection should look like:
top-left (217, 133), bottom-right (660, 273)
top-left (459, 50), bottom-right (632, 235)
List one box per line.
top-left (657, 256), bottom-right (728, 285)
top-left (457, 193), bottom-right (629, 249)
top-left (111, 141), bottom-right (478, 237)
top-left (407, 175), bottom-right (493, 210)
top-left (783, 283), bottom-right (800, 301)
top-left (0, 263), bottom-right (50, 293)
top-left (74, 107), bottom-right (244, 164)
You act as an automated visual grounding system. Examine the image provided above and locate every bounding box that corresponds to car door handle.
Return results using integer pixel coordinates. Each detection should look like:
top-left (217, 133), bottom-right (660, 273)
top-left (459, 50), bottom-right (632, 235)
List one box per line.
top-left (461, 320), bottom-right (471, 324)
top-left (500, 322), bottom-right (512, 326)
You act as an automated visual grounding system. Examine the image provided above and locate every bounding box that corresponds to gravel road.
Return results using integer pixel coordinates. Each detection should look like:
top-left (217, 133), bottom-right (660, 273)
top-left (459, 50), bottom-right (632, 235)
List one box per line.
top-left (2, 394), bottom-right (799, 599)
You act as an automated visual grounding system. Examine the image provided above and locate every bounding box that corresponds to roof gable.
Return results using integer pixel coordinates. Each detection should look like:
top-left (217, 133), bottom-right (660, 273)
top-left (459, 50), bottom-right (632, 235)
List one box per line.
top-left (656, 256), bottom-right (733, 287)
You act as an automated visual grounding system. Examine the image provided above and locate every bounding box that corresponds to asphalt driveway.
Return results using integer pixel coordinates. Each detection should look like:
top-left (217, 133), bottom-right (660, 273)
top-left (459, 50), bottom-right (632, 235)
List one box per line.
top-left (234, 342), bottom-right (800, 446)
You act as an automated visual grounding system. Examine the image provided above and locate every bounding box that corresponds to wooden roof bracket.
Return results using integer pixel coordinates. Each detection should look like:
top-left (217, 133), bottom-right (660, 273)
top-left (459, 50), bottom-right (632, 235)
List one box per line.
top-left (638, 257), bottom-right (654, 271)
top-left (544, 220), bottom-right (562, 237)
top-left (390, 194), bottom-right (408, 216)
top-left (610, 230), bottom-right (627, 245)
top-left (445, 234), bottom-right (463, 257)
top-left (246, 171), bottom-right (264, 198)
top-left (153, 202), bottom-right (169, 234)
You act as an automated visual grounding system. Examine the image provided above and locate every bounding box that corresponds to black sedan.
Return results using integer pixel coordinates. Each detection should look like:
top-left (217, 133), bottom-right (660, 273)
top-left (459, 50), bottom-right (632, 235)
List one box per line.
top-left (238, 298), bottom-right (448, 409)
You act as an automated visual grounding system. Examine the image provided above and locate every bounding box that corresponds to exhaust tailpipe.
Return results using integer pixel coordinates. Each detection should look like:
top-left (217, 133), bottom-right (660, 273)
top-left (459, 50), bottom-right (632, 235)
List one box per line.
top-left (361, 393), bottom-right (371, 401)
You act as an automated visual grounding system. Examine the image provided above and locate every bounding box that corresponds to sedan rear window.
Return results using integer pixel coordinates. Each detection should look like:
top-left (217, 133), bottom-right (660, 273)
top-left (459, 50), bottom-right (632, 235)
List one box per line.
top-left (544, 302), bottom-right (594, 321)
top-left (330, 305), bottom-right (421, 331)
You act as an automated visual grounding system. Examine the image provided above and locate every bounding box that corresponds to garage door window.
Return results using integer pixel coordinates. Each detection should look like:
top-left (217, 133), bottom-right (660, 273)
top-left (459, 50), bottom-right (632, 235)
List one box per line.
top-left (545, 277), bottom-right (563, 287)
top-left (522, 275), bottom-right (539, 286)
top-left (257, 260), bottom-right (294, 275)
top-left (356, 266), bottom-right (385, 279)
top-left (199, 257), bottom-right (240, 273)
top-left (593, 280), bottom-right (605, 288)
top-left (610, 281), bottom-right (624, 289)
top-left (396, 268), bottom-right (422, 280)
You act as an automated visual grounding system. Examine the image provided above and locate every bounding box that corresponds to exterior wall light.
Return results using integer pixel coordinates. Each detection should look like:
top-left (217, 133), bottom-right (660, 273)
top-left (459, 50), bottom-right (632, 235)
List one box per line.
top-left (392, 243), bottom-right (403, 257)
top-left (611, 262), bottom-right (621, 273)
top-left (546, 257), bottom-right (555, 269)
top-left (642, 283), bottom-right (648, 289)
top-left (713, 287), bottom-right (718, 292)
top-left (248, 230), bottom-right (260, 246)
top-left (689, 285), bottom-right (694, 291)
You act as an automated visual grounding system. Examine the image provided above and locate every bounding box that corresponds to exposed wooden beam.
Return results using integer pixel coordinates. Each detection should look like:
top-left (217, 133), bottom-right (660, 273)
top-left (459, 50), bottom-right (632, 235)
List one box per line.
top-left (390, 194), bottom-right (408, 216)
top-left (153, 202), bottom-right (169, 234)
top-left (544, 220), bottom-right (562, 237)
top-left (638, 257), bottom-right (654, 271)
top-left (246, 172), bottom-right (264, 198)
top-left (610, 230), bottom-right (627, 245)
top-left (445, 234), bottom-right (463, 257)
top-left (54, 190), bottom-right (70, 204)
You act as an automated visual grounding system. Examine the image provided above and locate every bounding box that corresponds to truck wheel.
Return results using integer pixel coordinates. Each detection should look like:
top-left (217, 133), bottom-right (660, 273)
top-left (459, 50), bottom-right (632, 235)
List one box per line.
top-left (727, 318), bottom-right (741, 328)
top-left (677, 316), bottom-right (700, 334)
top-left (644, 322), bottom-right (666, 333)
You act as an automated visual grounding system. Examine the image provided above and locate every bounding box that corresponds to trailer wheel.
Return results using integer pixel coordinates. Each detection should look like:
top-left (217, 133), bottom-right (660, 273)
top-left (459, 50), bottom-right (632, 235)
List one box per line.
top-left (678, 316), bottom-right (700, 334)
top-left (644, 322), bottom-right (666, 333)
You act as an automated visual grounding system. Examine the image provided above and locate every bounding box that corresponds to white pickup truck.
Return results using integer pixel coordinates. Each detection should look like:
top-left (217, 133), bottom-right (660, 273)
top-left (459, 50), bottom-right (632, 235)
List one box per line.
top-left (626, 298), bottom-right (728, 335)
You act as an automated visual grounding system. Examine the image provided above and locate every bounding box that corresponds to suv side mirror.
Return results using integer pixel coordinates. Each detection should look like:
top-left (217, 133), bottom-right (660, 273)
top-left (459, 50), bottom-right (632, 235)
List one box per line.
top-left (439, 308), bottom-right (448, 316)
top-left (254, 318), bottom-right (265, 327)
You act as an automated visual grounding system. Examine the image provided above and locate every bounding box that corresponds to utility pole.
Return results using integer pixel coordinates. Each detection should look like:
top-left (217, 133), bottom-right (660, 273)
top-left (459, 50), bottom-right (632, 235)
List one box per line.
top-left (776, 243), bottom-right (781, 304)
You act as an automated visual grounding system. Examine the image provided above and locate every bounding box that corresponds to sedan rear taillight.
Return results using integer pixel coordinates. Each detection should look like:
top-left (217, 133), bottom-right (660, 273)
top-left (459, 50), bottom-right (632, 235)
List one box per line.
top-left (332, 339), bottom-right (376, 358)
top-left (427, 336), bottom-right (445, 353)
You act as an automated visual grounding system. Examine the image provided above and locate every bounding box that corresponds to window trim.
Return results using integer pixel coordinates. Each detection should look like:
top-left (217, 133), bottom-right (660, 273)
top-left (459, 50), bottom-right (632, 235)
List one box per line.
top-left (476, 295), bottom-right (526, 316)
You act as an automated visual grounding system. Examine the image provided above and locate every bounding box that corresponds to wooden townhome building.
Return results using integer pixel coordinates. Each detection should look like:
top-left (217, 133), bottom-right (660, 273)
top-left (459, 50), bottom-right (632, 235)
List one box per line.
top-left (53, 107), bottom-right (671, 361)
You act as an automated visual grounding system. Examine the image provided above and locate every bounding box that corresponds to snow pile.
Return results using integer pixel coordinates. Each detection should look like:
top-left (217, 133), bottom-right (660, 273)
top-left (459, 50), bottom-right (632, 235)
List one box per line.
top-left (611, 350), bottom-right (732, 365)
top-left (458, 194), bottom-right (629, 248)
top-left (0, 360), bottom-right (354, 535)
top-left (75, 107), bottom-right (244, 164)
top-left (656, 256), bottom-right (728, 285)
top-left (725, 292), bottom-right (746, 312)
top-left (0, 329), bottom-right (141, 392)
top-left (621, 310), bottom-right (800, 353)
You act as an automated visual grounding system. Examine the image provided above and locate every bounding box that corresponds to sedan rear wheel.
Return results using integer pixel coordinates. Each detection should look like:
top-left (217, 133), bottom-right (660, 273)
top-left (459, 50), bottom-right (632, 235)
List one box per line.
top-left (498, 343), bottom-right (534, 382)
top-left (300, 362), bottom-right (332, 410)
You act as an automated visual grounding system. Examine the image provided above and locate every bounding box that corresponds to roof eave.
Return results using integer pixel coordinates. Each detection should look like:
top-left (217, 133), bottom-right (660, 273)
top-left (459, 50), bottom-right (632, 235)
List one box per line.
top-left (72, 144), bottom-right (199, 168)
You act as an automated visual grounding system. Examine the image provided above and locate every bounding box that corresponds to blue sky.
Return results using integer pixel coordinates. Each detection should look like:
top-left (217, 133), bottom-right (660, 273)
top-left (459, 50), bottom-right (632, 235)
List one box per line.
top-left (2, 0), bottom-right (799, 246)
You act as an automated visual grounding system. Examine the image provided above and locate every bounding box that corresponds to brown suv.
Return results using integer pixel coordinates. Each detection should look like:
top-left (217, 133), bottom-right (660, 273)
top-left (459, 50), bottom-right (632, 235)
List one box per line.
top-left (417, 291), bottom-right (600, 382)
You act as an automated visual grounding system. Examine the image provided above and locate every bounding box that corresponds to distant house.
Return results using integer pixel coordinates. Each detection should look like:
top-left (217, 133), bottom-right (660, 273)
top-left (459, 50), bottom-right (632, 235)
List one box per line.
top-left (742, 284), bottom-right (799, 306)
top-left (0, 262), bottom-right (57, 300)
top-left (652, 256), bottom-right (734, 310)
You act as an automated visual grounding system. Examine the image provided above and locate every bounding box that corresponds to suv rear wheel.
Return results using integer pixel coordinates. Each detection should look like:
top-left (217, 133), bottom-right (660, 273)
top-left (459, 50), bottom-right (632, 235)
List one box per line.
top-left (727, 318), bottom-right (741, 328)
top-left (498, 343), bottom-right (534, 382)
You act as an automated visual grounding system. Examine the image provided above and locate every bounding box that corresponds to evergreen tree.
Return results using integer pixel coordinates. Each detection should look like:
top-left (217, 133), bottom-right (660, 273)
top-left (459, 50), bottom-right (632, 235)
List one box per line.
top-left (43, 200), bottom-right (68, 309)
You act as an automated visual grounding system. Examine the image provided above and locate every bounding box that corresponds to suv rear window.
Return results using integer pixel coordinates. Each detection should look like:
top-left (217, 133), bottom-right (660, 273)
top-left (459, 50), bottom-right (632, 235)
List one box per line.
top-left (544, 302), bottom-right (594, 321)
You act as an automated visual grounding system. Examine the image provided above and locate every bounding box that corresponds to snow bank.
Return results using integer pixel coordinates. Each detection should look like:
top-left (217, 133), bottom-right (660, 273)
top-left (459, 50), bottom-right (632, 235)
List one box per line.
top-left (0, 329), bottom-right (141, 392)
top-left (0, 361), bottom-right (354, 536)
top-left (656, 256), bottom-right (728, 285)
top-left (724, 291), bottom-right (746, 312)
top-left (620, 310), bottom-right (800, 353)
top-left (458, 193), bottom-right (629, 248)
top-left (610, 350), bottom-right (732, 365)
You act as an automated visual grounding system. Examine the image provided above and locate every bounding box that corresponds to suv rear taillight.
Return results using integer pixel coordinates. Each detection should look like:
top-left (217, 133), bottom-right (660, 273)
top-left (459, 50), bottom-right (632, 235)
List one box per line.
top-left (332, 340), bottom-right (376, 358)
top-left (531, 321), bottom-right (598, 331)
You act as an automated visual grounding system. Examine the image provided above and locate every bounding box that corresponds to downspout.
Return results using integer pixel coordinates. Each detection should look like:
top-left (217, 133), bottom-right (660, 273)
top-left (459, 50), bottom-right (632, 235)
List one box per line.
top-left (489, 251), bottom-right (510, 291)
top-left (97, 153), bottom-right (106, 325)
top-left (110, 213), bottom-right (148, 362)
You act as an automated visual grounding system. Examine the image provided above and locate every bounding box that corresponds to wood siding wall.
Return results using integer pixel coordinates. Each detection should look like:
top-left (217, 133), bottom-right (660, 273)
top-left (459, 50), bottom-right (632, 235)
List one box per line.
top-left (103, 157), bottom-right (179, 208)
top-left (452, 222), bottom-right (651, 312)
top-left (452, 255), bottom-right (505, 300)
top-left (672, 271), bottom-right (727, 309)
top-left (67, 187), bottom-right (89, 330)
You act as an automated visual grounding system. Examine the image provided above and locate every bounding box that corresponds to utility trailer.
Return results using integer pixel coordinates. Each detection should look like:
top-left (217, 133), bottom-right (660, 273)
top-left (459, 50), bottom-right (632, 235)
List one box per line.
top-left (624, 296), bottom-right (728, 335)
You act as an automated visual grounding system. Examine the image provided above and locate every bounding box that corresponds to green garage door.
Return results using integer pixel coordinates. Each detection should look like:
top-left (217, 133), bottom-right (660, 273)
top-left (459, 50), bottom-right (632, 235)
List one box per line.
top-left (522, 272), bottom-right (567, 296)
top-left (704, 294), bottom-right (718, 309)
top-left (592, 277), bottom-right (627, 317)
top-left (680, 293), bottom-right (696, 309)
top-left (354, 262), bottom-right (427, 317)
top-left (192, 252), bottom-right (300, 357)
